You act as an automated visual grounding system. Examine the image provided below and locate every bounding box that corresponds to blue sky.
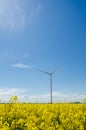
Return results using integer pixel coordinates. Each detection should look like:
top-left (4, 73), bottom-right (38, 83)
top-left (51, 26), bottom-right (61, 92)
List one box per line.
top-left (0, 0), bottom-right (86, 102)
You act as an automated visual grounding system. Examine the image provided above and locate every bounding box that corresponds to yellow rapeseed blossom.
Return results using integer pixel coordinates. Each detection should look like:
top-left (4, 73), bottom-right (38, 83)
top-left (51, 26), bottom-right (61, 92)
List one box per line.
top-left (0, 103), bottom-right (86, 129)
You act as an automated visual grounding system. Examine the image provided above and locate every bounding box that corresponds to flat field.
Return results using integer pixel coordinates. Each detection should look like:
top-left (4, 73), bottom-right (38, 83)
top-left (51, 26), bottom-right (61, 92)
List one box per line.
top-left (0, 103), bottom-right (86, 130)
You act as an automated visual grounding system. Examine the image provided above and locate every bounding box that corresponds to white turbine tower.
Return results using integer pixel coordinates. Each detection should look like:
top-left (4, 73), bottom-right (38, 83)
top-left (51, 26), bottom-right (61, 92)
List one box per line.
top-left (37, 69), bottom-right (56, 104)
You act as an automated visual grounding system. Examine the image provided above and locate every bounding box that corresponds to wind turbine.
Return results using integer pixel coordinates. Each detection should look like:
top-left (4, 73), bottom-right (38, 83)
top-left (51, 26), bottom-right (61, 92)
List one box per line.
top-left (37, 69), bottom-right (56, 104)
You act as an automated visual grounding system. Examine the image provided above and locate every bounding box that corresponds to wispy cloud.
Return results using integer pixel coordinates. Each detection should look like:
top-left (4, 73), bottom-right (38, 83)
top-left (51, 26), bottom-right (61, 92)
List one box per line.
top-left (0, 0), bottom-right (41, 31)
top-left (11, 63), bottom-right (34, 69)
top-left (0, 0), bottom-right (26, 31)
top-left (36, 2), bottom-right (42, 14)
top-left (20, 54), bottom-right (29, 59)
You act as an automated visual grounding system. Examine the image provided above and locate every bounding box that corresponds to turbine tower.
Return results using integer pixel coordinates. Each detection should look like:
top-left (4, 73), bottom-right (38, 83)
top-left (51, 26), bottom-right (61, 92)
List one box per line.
top-left (37, 69), bottom-right (56, 104)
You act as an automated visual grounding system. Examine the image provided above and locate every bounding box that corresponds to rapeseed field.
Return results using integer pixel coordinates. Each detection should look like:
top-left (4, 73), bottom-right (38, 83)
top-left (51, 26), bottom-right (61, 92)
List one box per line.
top-left (0, 103), bottom-right (86, 130)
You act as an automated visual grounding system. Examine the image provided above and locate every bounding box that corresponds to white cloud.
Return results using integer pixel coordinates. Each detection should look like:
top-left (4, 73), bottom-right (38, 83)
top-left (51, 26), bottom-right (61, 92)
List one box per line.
top-left (11, 63), bottom-right (33, 69)
top-left (0, 88), bottom-right (85, 103)
top-left (0, 88), bottom-right (27, 102)
top-left (0, 0), bottom-right (41, 31)
top-left (0, 88), bottom-right (26, 96)
top-left (26, 92), bottom-right (85, 103)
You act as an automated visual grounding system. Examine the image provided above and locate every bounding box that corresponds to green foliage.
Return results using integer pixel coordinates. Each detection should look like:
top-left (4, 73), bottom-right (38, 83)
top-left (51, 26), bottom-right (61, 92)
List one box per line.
top-left (9, 96), bottom-right (18, 103)
top-left (83, 97), bottom-right (86, 103)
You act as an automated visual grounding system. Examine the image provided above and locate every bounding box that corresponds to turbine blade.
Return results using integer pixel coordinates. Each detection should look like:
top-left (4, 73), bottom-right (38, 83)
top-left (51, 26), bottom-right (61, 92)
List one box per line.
top-left (37, 69), bottom-right (50, 75)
